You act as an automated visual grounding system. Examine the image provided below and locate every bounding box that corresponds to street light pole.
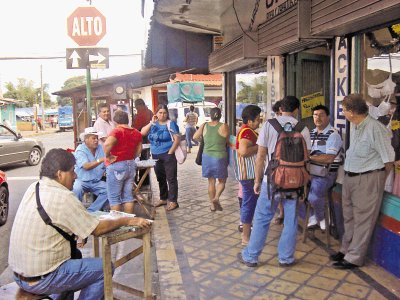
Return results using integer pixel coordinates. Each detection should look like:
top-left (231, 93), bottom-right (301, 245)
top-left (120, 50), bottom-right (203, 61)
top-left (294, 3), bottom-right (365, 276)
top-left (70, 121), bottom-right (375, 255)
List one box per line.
top-left (40, 65), bottom-right (45, 131)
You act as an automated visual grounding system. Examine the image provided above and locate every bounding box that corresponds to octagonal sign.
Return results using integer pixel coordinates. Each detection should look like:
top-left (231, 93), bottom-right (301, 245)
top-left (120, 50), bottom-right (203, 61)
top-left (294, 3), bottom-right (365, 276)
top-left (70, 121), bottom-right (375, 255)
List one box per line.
top-left (67, 7), bottom-right (106, 46)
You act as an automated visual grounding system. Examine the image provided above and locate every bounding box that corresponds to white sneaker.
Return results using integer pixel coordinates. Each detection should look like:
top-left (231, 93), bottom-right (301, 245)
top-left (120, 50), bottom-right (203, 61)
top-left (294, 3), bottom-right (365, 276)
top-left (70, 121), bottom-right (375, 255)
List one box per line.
top-left (307, 215), bottom-right (317, 227)
top-left (319, 219), bottom-right (326, 231)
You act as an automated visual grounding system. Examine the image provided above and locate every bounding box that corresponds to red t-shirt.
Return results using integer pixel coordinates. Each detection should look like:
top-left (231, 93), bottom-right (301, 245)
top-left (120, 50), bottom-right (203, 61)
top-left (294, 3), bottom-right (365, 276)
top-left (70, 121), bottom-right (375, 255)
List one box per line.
top-left (236, 124), bottom-right (258, 149)
top-left (109, 127), bottom-right (142, 162)
top-left (134, 108), bottom-right (153, 130)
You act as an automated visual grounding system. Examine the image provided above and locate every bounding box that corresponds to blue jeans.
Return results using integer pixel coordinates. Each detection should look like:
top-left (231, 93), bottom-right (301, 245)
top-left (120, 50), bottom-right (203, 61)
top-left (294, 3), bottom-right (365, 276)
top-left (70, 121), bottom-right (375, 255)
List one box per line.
top-left (185, 127), bottom-right (196, 148)
top-left (73, 179), bottom-right (108, 212)
top-left (298, 172), bottom-right (337, 221)
top-left (14, 258), bottom-right (106, 300)
top-left (242, 181), bottom-right (298, 264)
top-left (106, 160), bottom-right (136, 206)
top-left (239, 179), bottom-right (258, 224)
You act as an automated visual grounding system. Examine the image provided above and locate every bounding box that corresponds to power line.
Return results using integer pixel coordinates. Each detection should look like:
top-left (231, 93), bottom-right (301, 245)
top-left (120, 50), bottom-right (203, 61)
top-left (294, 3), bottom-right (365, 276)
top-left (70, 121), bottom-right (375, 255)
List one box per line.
top-left (0, 53), bottom-right (142, 61)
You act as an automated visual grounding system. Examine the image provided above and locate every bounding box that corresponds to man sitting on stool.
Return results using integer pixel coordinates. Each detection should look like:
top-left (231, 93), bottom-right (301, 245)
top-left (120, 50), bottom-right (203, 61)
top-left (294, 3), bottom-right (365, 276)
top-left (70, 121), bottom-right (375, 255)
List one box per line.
top-left (73, 127), bottom-right (108, 212)
top-left (304, 105), bottom-right (343, 231)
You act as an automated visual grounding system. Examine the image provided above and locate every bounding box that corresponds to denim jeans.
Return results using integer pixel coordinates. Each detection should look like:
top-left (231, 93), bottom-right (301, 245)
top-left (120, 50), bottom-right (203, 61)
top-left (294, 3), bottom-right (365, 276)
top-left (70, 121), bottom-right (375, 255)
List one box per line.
top-left (152, 152), bottom-right (178, 202)
top-left (73, 179), bottom-right (108, 212)
top-left (241, 181), bottom-right (298, 264)
top-left (239, 179), bottom-right (258, 224)
top-left (298, 172), bottom-right (337, 221)
top-left (185, 127), bottom-right (196, 148)
top-left (14, 258), bottom-right (106, 300)
top-left (106, 160), bottom-right (136, 206)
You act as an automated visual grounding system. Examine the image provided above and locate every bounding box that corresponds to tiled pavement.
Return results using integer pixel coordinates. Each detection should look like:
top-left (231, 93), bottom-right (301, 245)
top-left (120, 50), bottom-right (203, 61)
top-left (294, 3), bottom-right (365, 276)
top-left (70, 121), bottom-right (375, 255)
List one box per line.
top-left (151, 147), bottom-right (400, 300)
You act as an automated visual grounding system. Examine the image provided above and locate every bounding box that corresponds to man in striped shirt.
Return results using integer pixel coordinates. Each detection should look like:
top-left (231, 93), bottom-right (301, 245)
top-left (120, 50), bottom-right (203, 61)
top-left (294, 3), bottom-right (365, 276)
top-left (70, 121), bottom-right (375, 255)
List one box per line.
top-left (9, 149), bottom-right (151, 299)
top-left (184, 105), bottom-right (198, 153)
top-left (306, 105), bottom-right (343, 231)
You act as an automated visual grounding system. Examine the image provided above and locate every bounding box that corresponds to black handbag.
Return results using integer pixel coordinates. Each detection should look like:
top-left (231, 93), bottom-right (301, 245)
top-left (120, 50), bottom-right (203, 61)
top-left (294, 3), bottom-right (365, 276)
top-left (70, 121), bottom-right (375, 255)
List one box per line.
top-left (195, 137), bottom-right (204, 166)
top-left (35, 183), bottom-right (82, 259)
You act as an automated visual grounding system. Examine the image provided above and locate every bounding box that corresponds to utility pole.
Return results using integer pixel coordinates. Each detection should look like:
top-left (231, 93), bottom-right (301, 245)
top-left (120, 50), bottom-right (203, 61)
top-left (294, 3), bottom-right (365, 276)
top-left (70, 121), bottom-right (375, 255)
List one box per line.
top-left (40, 65), bottom-right (45, 131)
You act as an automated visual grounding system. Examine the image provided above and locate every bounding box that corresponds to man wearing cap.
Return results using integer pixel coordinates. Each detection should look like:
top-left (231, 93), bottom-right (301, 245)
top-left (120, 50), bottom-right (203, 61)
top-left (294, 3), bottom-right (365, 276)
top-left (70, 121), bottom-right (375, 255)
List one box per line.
top-left (93, 103), bottom-right (115, 144)
top-left (73, 127), bottom-right (108, 212)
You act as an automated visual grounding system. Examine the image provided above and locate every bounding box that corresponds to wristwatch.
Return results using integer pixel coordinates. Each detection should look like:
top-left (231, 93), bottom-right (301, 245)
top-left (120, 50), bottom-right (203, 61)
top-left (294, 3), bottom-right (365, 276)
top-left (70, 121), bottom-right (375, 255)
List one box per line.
top-left (97, 158), bottom-right (101, 163)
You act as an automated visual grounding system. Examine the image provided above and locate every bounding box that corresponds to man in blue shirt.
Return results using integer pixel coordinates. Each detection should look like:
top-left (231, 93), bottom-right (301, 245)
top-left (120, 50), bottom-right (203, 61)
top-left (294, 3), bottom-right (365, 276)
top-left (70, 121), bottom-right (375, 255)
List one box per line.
top-left (305, 105), bottom-right (343, 231)
top-left (73, 127), bottom-right (108, 212)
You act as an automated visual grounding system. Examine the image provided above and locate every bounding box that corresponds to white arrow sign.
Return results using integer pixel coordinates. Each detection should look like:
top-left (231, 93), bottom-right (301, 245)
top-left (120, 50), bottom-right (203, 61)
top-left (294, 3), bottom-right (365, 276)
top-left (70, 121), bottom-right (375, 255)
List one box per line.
top-left (89, 53), bottom-right (106, 64)
top-left (69, 50), bottom-right (81, 68)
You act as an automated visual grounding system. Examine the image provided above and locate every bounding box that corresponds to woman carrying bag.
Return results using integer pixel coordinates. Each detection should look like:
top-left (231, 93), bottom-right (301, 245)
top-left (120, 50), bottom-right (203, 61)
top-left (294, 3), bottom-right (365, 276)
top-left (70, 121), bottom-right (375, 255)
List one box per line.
top-left (194, 107), bottom-right (230, 212)
top-left (235, 105), bottom-right (261, 245)
top-left (141, 104), bottom-right (180, 212)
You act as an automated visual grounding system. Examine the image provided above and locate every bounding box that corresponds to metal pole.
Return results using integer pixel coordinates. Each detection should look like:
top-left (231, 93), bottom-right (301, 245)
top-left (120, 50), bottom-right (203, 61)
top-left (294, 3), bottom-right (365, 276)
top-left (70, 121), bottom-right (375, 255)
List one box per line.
top-left (40, 65), bottom-right (45, 131)
top-left (86, 66), bottom-right (92, 127)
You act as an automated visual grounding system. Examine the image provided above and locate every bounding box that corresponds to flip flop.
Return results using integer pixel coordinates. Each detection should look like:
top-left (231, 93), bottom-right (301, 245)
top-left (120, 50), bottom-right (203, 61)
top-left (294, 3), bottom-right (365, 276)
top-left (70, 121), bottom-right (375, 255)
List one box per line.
top-left (212, 200), bottom-right (223, 211)
top-left (273, 216), bottom-right (284, 225)
top-left (166, 202), bottom-right (179, 212)
top-left (154, 200), bottom-right (167, 207)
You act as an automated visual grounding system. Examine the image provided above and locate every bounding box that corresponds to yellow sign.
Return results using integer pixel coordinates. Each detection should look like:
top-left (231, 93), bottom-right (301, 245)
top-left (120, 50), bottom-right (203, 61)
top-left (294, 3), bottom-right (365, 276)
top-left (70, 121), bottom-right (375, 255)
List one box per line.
top-left (391, 119), bottom-right (400, 131)
top-left (301, 92), bottom-right (325, 118)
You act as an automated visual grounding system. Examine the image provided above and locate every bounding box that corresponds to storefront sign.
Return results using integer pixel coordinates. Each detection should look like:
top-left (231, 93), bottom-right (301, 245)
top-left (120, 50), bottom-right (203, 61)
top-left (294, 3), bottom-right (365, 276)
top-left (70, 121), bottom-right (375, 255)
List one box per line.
top-left (334, 37), bottom-right (348, 136)
top-left (300, 92), bottom-right (324, 119)
top-left (266, 0), bottom-right (298, 21)
top-left (266, 56), bottom-right (284, 118)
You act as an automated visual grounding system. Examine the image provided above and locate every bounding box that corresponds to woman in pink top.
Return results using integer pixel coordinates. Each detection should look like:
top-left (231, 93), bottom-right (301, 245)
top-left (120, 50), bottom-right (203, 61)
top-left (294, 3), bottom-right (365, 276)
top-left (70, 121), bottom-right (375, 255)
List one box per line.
top-left (104, 110), bottom-right (142, 213)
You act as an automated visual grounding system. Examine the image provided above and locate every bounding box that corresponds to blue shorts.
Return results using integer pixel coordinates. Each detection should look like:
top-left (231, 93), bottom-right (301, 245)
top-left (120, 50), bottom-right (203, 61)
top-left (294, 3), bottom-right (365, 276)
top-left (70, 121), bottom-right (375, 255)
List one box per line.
top-left (202, 153), bottom-right (228, 179)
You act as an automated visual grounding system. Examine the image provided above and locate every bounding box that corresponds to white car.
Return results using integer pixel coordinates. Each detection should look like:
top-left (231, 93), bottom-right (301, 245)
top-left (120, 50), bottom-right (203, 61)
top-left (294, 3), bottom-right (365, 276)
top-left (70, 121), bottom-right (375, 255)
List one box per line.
top-left (167, 101), bottom-right (217, 134)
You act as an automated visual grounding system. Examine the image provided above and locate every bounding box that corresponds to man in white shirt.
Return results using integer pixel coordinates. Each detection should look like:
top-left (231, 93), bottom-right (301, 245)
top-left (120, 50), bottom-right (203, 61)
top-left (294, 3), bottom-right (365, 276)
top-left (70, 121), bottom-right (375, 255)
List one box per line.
top-left (93, 103), bottom-right (115, 144)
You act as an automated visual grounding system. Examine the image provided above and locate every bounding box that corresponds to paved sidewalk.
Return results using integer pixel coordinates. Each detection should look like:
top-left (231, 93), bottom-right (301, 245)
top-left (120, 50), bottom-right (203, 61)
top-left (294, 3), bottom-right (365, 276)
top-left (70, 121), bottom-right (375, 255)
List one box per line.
top-left (152, 147), bottom-right (400, 300)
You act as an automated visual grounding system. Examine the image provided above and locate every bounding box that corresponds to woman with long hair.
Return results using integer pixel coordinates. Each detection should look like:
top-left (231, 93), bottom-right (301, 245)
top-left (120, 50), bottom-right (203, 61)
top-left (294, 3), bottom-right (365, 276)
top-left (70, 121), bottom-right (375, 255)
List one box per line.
top-left (141, 104), bottom-right (180, 212)
top-left (194, 107), bottom-right (230, 212)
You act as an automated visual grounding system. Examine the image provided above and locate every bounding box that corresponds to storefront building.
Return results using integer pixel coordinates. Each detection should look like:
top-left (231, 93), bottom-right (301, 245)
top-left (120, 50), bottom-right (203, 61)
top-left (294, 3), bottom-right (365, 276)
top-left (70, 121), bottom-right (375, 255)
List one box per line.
top-left (150, 0), bottom-right (400, 277)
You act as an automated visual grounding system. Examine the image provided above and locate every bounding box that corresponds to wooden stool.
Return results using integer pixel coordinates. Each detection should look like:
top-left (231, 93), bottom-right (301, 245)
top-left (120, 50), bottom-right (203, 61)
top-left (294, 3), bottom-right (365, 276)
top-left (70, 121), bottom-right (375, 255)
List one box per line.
top-left (302, 189), bottom-right (331, 247)
top-left (0, 282), bottom-right (50, 300)
top-left (93, 226), bottom-right (155, 299)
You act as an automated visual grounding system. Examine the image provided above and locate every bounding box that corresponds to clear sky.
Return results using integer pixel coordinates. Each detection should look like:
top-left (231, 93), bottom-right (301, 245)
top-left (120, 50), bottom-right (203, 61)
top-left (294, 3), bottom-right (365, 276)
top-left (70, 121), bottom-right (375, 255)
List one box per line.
top-left (0, 0), bottom-right (153, 100)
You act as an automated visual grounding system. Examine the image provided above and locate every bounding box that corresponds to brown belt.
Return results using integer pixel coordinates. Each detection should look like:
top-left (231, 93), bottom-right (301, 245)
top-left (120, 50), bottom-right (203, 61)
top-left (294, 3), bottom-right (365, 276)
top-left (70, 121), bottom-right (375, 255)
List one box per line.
top-left (14, 272), bottom-right (47, 282)
top-left (344, 167), bottom-right (385, 177)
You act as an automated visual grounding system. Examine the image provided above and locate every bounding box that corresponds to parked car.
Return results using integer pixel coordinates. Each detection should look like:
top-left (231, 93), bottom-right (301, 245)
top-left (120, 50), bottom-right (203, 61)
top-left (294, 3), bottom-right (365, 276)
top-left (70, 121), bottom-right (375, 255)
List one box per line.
top-left (0, 171), bottom-right (9, 226)
top-left (0, 124), bottom-right (45, 167)
top-left (168, 101), bottom-right (217, 134)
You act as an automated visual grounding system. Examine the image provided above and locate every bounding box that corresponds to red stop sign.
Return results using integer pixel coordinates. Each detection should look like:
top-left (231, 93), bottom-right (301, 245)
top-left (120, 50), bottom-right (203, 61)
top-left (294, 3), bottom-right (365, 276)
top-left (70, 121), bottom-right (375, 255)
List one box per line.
top-left (67, 7), bottom-right (106, 46)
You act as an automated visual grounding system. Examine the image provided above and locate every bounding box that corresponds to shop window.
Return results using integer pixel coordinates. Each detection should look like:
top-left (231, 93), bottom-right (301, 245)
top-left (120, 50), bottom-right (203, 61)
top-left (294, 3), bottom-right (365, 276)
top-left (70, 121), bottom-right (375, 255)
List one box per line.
top-left (235, 72), bottom-right (267, 134)
top-left (364, 24), bottom-right (400, 197)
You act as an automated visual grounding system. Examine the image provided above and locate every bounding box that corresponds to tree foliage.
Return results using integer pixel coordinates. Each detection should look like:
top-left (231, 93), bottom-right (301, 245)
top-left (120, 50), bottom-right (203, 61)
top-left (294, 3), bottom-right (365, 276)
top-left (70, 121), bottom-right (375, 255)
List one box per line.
top-left (57, 76), bottom-right (86, 106)
top-left (3, 78), bottom-right (52, 107)
top-left (236, 76), bottom-right (268, 104)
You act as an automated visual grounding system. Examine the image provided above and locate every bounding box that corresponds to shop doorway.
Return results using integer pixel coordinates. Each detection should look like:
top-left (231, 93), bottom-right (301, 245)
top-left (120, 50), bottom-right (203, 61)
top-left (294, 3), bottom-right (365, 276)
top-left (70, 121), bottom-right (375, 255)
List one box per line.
top-left (286, 50), bottom-right (330, 129)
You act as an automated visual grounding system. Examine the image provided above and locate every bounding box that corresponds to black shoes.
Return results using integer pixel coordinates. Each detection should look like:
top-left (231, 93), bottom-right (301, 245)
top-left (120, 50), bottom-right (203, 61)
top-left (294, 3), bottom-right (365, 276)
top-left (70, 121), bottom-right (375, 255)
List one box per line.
top-left (237, 253), bottom-right (257, 267)
top-left (279, 260), bottom-right (297, 267)
top-left (330, 251), bottom-right (345, 262)
top-left (333, 260), bottom-right (358, 270)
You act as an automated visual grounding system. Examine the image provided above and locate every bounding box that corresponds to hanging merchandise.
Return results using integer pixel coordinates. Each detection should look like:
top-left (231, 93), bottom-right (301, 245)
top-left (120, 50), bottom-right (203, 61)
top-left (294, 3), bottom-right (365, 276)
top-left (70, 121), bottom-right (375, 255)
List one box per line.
top-left (366, 54), bottom-right (396, 118)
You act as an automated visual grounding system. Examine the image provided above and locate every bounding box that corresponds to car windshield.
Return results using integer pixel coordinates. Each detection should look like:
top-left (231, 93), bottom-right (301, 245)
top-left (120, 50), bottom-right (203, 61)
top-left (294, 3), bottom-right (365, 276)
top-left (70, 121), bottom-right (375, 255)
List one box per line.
top-left (203, 107), bottom-right (212, 117)
top-left (183, 108), bottom-right (200, 115)
top-left (0, 126), bottom-right (15, 139)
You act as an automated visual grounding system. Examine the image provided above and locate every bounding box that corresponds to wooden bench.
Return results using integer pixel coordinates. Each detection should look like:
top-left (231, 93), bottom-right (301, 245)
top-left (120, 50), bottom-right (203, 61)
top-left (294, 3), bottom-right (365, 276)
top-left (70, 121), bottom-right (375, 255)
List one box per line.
top-left (0, 282), bottom-right (50, 300)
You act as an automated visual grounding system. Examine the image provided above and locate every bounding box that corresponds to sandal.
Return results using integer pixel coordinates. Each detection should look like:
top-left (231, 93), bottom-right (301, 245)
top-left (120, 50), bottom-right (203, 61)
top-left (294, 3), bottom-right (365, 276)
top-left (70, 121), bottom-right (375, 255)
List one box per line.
top-left (273, 216), bottom-right (284, 225)
top-left (166, 202), bottom-right (179, 212)
top-left (154, 200), bottom-right (167, 207)
top-left (210, 203), bottom-right (216, 212)
top-left (213, 200), bottom-right (223, 211)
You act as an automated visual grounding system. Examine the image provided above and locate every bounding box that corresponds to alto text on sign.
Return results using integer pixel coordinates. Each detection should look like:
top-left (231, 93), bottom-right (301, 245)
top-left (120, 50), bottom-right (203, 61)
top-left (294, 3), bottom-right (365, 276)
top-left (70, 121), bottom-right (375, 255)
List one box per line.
top-left (67, 7), bottom-right (106, 46)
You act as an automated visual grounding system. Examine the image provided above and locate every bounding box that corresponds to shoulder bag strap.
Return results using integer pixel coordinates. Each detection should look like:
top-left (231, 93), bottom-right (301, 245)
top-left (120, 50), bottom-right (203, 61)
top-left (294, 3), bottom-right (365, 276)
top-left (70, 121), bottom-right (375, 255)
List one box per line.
top-left (268, 118), bottom-right (283, 134)
top-left (35, 182), bottom-right (75, 242)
